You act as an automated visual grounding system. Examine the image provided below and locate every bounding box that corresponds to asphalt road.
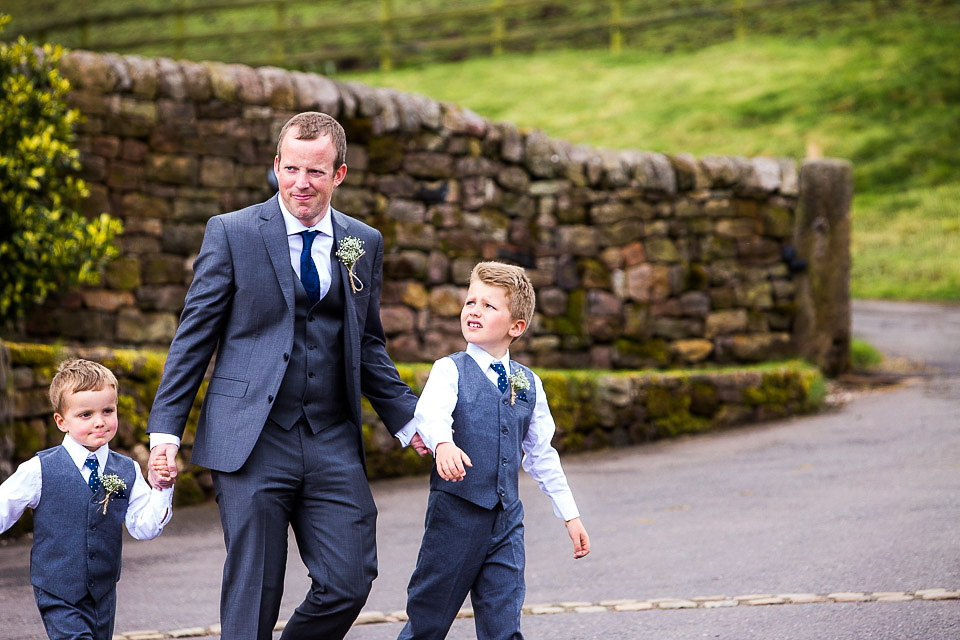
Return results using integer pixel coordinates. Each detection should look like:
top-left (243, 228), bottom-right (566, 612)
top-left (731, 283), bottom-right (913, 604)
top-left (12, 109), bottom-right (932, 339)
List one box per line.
top-left (1, 300), bottom-right (958, 639)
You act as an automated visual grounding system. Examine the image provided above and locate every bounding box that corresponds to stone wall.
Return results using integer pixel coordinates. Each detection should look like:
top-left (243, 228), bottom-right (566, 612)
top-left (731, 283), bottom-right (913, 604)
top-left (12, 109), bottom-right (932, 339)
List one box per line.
top-left (0, 340), bottom-right (824, 519)
top-left (14, 49), bottom-right (851, 374)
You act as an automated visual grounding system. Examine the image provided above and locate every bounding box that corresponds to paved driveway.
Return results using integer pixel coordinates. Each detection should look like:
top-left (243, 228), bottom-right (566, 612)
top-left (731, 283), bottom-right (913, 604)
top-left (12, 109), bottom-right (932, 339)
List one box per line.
top-left (1, 300), bottom-right (958, 639)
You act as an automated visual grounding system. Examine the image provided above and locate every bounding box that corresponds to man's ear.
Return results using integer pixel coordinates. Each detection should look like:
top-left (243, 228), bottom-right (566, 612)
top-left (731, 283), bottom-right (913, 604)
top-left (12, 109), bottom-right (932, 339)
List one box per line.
top-left (333, 163), bottom-right (348, 187)
top-left (53, 413), bottom-right (67, 433)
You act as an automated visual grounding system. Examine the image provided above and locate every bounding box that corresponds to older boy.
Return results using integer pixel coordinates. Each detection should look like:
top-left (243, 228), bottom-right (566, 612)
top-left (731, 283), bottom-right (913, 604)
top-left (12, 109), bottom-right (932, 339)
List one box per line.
top-left (398, 262), bottom-right (590, 640)
top-left (0, 359), bottom-right (173, 640)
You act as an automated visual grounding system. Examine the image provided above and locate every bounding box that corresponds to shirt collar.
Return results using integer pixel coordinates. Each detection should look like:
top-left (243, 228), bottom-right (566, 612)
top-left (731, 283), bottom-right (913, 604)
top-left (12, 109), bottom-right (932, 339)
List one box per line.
top-left (466, 342), bottom-right (510, 374)
top-left (62, 434), bottom-right (108, 471)
top-left (277, 194), bottom-right (334, 238)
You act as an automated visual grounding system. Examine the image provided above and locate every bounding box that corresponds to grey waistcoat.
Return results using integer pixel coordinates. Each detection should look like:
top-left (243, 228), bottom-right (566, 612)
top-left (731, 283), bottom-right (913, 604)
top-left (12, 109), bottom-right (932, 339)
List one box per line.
top-left (31, 446), bottom-right (136, 603)
top-left (429, 352), bottom-right (535, 509)
top-left (269, 242), bottom-right (348, 431)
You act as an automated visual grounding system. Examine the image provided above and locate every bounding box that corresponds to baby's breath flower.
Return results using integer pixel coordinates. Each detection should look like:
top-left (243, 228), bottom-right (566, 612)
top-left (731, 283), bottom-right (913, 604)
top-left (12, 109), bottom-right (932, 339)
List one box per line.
top-left (336, 236), bottom-right (366, 293)
top-left (98, 474), bottom-right (126, 515)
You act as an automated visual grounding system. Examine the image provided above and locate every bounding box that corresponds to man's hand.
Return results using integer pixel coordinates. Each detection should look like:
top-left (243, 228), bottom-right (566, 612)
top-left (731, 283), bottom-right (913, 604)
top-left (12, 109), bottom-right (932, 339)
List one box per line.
top-left (410, 433), bottom-right (430, 457)
top-left (435, 442), bottom-right (472, 482)
top-left (565, 517), bottom-right (590, 559)
top-left (148, 444), bottom-right (179, 489)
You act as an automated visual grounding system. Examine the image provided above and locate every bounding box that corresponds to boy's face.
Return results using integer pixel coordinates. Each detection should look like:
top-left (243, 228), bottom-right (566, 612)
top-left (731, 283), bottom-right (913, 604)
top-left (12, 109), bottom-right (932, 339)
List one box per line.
top-left (460, 280), bottom-right (526, 358)
top-left (54, 387), bottom-right (119, 452)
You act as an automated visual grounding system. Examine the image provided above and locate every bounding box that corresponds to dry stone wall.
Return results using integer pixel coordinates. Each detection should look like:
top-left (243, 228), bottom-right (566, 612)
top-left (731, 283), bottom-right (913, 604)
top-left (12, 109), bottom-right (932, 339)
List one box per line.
top-left (21, 50), bottom-right (850, 374)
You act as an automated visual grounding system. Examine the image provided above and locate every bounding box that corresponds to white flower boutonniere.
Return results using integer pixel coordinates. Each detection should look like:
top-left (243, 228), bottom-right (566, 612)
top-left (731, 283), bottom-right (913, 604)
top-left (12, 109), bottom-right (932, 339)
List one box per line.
top-left (336, 236), bottom-right (366, 294)
top-left (98, 474), bottom-right (126, 515)
top-left (508, 370), bottom-right (530, 406)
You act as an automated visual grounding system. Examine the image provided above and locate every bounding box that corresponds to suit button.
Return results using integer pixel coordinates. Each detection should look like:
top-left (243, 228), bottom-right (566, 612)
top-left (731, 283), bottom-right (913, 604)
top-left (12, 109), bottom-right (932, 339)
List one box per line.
top-left (89, 552), bottom-right (95, 559)
top-left (308, 372), bottom-right (316, 378)
top-left (498, 489), bottom-right (505, 496)
top-left (267, 395), bottom-right (274, 403)
top-left (90, 525), bottom-right (96, 531)
top-left (501, 427), bottom-right (508, 434)
top-left (283, 353), bottom-right (290, 361)
top-left (308, 315), bottom-right (315, 322)
top-left (308, 344), bottom-right (316, 350)
top-left (502, 399), bottom-right (509, 405)
top-left (304, 400), bottom-right (311, 407)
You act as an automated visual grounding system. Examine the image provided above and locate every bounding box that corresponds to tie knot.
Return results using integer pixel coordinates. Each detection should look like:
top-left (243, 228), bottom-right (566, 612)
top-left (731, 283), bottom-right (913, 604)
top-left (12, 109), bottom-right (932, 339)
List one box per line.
top-left (300, 230), bottom-right (319, 249)
top-left (491, 362), bottom-right (506, 376)
top-left (84, 456), bottom-right (99, 471)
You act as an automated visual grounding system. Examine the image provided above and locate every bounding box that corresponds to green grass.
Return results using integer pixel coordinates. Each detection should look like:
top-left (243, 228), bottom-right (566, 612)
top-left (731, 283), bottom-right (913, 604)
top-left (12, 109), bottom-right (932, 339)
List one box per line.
top-left (341, 6), bottom-right (960, 302)
top-left (850, 339), bottom-right (884, 371)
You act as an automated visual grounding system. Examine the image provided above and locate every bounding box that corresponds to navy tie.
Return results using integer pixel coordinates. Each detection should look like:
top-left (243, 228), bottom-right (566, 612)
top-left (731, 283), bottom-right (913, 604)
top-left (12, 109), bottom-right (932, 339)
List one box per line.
top-left (491, 362), bottom-right (509, 394)
top-left (299, 230), bottom-right (322, 305)
top-left (85, 456), bottom-right (100, 492)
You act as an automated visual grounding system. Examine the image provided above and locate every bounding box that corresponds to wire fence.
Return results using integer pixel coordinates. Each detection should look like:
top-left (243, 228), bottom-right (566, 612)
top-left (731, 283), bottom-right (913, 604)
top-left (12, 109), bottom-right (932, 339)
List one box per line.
top-left (3, 0), bottom-right (904, 72)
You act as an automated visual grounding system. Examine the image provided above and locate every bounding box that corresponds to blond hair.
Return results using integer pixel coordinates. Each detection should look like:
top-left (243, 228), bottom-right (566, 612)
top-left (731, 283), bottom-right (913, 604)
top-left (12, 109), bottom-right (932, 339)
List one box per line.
top-left (276, 111), bottom-right (347, 170)
top-left (469, 261), bottom-right (536, 331)
top-left (48, 359), bottom-right (118, 415)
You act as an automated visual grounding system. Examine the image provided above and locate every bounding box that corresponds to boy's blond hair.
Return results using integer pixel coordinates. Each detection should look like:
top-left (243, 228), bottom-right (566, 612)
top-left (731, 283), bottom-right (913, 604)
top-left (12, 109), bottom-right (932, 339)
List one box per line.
top-left (469, 261), bottom-right (536, 331)
top-left (48, 359), bottom-right (119, 415)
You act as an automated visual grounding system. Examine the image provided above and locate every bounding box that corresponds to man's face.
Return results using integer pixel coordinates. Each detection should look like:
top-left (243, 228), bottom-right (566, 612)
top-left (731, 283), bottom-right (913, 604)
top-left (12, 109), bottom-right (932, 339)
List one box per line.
top-left (273, 130), bottom-right (347, 227)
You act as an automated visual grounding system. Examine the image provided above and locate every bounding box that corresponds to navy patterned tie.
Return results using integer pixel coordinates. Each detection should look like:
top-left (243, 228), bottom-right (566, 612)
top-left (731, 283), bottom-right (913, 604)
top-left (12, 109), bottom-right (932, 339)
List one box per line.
top-left (491, 362), bottom-right (509, 394)
top-left (299, 230), bottom-right (322, 305)
top-left (85, 456), bottom-right (101, 492)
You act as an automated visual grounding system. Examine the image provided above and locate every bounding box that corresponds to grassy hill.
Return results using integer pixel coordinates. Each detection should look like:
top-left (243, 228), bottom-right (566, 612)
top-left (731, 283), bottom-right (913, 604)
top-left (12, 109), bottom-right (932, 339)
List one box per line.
top-left (342, 5), bottom-right (960, 302)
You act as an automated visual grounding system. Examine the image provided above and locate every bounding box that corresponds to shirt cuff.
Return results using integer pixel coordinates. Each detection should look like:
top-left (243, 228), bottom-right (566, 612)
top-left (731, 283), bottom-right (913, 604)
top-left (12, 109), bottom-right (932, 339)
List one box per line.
top-left (148, 486), bottom-right (175, 525)
top-left (552, 492), bottom-right (580, 522)
top-left (419, 427), bottom-right (454, 455)
top-left (149, 433), bottom-right (181, 449)
top-left (395, 418), bottom-right (417, 447)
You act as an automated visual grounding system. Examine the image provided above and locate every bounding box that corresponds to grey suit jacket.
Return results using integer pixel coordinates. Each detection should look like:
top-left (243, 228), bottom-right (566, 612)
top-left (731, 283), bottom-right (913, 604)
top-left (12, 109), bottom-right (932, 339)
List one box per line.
top-left (146, 195), bottom-right (417, 472)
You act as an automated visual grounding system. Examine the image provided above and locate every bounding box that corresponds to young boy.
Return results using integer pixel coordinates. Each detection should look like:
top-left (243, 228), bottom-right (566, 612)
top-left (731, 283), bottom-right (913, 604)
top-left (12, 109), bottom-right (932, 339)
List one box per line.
top-left (0, 359), bottom-right (174, 640)
top-left (399, 262), bottom-right (590, 640)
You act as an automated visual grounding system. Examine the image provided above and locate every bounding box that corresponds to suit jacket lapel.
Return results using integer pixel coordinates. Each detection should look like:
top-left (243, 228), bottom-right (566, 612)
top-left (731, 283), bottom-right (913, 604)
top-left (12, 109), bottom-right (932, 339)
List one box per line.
top-left (259, 197), bottom-right (295, 313)
top-left (331, 209), bottom-right (361, 368)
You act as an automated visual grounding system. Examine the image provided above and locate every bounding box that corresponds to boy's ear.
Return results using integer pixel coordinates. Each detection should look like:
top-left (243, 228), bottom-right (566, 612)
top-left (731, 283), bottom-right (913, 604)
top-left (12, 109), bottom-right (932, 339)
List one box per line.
top-left (508, 318), bottom-right (527, 339)
top-left (53, 413), bottom-right (68, 433)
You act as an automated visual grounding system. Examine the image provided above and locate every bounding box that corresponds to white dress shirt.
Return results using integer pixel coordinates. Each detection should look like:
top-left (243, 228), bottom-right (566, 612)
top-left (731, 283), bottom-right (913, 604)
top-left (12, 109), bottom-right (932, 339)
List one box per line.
top-left (278, 195), bottom-right (334, 299)
top-left (0, 435), bottom-right (173, 539)
top-left (407, 342), bottom-right (580, 521)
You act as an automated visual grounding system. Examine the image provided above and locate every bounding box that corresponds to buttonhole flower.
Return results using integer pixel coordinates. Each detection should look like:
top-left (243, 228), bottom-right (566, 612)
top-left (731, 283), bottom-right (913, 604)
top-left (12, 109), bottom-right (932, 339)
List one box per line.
top-left (98, 474), bottom-right (127, 515)
top-left (336, 236), bottom-right (366, 293)
top-left (508, 370), bottom-right (530, 406)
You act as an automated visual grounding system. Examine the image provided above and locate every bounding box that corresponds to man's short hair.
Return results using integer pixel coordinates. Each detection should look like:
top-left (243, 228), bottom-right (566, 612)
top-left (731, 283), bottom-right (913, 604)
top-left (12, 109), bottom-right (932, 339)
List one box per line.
top-left (48, 359), bottom-right (118, 415)
top-left (469, 261), bottom-right (536, 331)
top-left (276, 111), bottom-right (347, 170)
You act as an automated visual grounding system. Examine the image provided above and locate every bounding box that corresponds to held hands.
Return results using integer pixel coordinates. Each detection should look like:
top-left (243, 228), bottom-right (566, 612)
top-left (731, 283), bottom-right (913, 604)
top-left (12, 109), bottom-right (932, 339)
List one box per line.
top-left (410, 433), bottom-right (431, 457)
top-left (565, 517), bottom-right (590, 559)
top-left (435, 442), bottom-right (472, 482)
top-left (148, 444), bottom-right (179, 489)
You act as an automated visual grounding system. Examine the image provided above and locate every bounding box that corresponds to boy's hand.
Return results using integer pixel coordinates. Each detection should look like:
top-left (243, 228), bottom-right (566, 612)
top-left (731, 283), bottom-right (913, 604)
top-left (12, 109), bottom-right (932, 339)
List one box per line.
top-left (148, 444), bottom-right (178, 489)
top-left (565, 517), bottom-right (590, 559)
top-left (435, 442), bottom-right (472, 482)
top-left (150, 451), bottom-right (174, 487)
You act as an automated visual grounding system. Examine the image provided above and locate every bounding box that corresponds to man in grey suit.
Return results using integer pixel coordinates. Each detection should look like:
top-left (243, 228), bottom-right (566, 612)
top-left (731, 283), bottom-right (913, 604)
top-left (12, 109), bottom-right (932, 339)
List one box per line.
top-left (147, 112), bottom-right (424, 639)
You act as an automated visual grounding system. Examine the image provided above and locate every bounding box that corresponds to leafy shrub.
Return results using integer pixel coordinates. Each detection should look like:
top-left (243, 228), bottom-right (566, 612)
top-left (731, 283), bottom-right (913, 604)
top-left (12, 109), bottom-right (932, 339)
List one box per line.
top-left (0, 15), bottom-right (122, 329)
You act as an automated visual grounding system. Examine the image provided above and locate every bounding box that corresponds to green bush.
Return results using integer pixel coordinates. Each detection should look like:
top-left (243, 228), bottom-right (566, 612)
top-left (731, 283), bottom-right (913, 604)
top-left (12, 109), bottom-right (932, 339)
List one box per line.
top-left (0, 15), bottom-right (122, 329)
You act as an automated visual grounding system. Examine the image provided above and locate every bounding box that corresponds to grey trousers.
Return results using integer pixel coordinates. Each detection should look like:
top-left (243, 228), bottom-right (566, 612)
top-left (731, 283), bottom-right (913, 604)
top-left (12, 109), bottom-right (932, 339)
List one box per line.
top-left (213, 418), bottom-right (378, 640)
top-left (399, 491), bottom-right (526, 640)
top-left (34, 586), bottom-right (116, 640)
